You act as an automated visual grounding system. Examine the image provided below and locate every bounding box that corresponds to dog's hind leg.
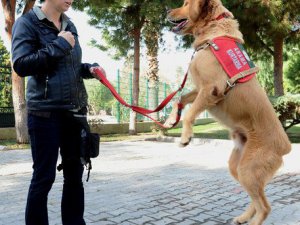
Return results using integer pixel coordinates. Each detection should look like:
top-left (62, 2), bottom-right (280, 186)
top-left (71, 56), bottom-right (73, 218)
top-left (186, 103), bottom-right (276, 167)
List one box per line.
top-left (238, 181), bottom-right (270, 225)
top-left (235, 144), bottom-right (282, 225)
top-left (164, 90), bottom-right (198, 128)
top-left (228, 148), bottom-right (242, 181)
top-left (229, 133), bottom-right (257, 224)
top-left (229, 131), bottom-right (247, 181)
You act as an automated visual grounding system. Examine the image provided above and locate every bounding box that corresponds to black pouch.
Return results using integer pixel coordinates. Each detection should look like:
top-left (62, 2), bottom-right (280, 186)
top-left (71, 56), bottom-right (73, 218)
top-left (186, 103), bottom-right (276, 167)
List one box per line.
top-left (87, 133), bottom-right (100, 158)
top-left (79, 129), bottom-right (100, 182)
top-left (57, 109), bottom-right (100, 181)
top-left (80, 129), bottom-right (100, 161)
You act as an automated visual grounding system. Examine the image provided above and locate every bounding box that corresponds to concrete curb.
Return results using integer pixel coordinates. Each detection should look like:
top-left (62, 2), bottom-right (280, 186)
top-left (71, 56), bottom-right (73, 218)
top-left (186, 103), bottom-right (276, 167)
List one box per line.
top-left (145, 136), bottom-right (232, 145)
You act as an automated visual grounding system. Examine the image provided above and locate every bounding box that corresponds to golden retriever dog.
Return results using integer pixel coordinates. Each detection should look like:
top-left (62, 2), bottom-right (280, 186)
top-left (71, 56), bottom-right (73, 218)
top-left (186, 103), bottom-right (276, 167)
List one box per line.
top-left (165, 0), bottom-right (291, 224)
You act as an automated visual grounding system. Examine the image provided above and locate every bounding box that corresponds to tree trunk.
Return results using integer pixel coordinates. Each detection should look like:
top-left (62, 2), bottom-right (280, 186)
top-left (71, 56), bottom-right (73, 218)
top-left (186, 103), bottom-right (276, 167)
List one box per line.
top-left (145, 27), bottom-right (159, 120)
top-left (147, 55), bottom-right (159, 120)
top-left (2, 0), bottom-right (35, 143)
top-left (1, 0), bottom-right (16, 37)
top-left (129, 28), bottom-right (141, 135)
top-left (12, 70), bottom-right (28, 143)
top-left (273, 37), bottom-right (284, 96)
top-left (23, 0), bottom-right (36, 15)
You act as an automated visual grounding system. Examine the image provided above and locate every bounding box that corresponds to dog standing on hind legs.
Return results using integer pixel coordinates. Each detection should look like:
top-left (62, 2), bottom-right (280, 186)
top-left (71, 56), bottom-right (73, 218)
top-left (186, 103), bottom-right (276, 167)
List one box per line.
top-left (164, 0), bottom-right (291, 224)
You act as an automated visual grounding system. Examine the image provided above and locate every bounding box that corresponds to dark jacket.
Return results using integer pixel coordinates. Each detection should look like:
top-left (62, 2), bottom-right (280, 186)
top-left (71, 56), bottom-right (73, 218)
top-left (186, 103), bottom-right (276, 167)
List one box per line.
top-left (11, 7), bottom-right (97, 111)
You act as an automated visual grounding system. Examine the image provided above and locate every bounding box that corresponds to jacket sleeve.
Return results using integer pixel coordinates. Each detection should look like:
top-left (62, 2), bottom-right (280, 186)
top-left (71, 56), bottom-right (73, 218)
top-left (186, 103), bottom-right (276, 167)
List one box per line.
top-left (81, 62), bottom-right (99, 79)
top-left (11, 16), bottom-right (73, 77)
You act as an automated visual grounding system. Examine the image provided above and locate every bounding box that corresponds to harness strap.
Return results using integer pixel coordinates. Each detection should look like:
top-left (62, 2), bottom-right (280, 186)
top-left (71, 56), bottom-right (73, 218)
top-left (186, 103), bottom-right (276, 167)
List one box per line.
top-left (93, 68), bottom-right (188, 128)
top-left (224, 66), bottom-right (260, 94)
top-left (215, 12), bottom-right (232, 21)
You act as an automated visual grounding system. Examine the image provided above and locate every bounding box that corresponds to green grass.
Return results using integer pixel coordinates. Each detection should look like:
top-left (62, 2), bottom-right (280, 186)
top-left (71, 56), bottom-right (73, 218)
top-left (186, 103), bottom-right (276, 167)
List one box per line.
top-left (286, 125), bottom-right (300, 143)
top-left (166, 122), bottom-right (300, 143)
top-left (100, 133), bottom-right (155, 142)
top-left (0, 140), bottom-right (30, 150)
top-left (167, 122), bottom-right (230, 140)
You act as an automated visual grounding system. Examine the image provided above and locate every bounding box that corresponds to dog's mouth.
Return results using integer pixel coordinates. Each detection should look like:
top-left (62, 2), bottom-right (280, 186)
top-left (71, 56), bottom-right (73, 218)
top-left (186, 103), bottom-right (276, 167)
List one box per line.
top-left (168, 18), bottom-right (189, 34)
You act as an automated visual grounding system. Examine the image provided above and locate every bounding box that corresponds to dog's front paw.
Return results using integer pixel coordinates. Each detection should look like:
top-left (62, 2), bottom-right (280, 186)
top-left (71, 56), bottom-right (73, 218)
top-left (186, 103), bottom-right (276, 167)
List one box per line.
top-left (179, 137), bottom-right (192, 147)
top-left (164, 115), bottom-right (177, 128)
top-left (180, 133), bottom-right (192, 147)
top-left (164, 105), bottom-right (179, 128)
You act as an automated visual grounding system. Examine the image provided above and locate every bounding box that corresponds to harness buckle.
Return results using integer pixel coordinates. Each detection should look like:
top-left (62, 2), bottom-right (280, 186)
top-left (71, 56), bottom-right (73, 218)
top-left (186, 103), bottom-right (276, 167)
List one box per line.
top-left (226, 80), bottom-right (236, 88)
top-left (211, 43), bottom-right (219, 50)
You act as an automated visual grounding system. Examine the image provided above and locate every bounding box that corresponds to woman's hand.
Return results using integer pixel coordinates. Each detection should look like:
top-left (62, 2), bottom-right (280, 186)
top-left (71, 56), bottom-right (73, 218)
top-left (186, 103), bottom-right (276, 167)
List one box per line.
top-left (58, 31), bottom-right (75, 48)
top-left (90, 66), bottom-right (106, 81)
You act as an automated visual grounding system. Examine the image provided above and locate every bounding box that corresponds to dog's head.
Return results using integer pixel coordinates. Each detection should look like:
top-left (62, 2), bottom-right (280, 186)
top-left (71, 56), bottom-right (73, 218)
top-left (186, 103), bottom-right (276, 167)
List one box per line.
top-left (167, 0), bottom-right (232, 34)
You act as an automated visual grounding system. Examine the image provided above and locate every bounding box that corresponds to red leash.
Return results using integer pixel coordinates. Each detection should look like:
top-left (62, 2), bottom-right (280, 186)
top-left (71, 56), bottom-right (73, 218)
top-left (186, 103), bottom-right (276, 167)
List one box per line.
top-left (93, 68), bottom-right (187, 128)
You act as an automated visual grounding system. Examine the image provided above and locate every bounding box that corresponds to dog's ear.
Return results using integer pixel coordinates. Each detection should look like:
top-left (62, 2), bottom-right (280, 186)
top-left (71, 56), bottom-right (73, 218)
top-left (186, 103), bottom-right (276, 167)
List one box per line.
top-left (189, 0), bottom-right (203, 22)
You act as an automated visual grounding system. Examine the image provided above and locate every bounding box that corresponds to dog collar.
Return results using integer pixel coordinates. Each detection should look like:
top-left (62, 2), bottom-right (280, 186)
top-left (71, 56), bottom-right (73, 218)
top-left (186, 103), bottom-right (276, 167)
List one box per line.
top-left (215, 12), bottom-right (231, 21)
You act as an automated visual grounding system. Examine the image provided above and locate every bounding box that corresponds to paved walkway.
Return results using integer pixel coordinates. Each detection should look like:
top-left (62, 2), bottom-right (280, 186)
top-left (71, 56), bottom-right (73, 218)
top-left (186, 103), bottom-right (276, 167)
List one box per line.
top-left (0, 138), bottom-right (299, 225)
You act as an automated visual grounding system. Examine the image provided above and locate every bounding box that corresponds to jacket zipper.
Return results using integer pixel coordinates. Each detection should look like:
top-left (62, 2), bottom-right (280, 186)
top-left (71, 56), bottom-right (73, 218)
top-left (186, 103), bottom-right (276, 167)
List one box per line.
top-left (70, 53), bottom-right (80, 109)
top-left (44, 75), bottom-right (49, 99)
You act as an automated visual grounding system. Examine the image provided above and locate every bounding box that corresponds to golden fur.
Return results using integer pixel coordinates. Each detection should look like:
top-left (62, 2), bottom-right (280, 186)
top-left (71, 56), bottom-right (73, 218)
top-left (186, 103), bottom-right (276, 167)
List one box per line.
top-left (165, 0), bottom-right (291, 224)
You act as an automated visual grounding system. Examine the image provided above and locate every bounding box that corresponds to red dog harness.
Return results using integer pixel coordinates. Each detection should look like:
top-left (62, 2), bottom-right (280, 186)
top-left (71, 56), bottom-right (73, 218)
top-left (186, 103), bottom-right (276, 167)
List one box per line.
top-left (197, 36), bottom-right (259, 93)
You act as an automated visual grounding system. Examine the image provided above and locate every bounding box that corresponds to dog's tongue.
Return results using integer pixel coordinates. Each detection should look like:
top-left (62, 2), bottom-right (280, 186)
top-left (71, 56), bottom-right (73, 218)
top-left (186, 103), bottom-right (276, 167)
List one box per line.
top-left (172, 20), bottom-right (188, 33)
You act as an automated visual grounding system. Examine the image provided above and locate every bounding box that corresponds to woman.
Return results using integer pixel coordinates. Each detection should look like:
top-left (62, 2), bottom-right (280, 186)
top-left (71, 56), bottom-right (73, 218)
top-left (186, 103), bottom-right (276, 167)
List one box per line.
top-left (11, 0), bottom-right (105, 224)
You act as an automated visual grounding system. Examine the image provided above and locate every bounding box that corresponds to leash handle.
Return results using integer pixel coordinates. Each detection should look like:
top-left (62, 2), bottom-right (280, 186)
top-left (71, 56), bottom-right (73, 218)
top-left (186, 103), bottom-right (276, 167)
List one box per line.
top-left (93, 68), bottom-right (187, 128)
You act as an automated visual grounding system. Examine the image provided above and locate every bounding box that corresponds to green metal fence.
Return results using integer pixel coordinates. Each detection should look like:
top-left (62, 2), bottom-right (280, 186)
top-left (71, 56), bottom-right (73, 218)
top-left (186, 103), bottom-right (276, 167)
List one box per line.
top-left (85, 69), bottom-right (211, 124)
top-left (0, 65), bottom-right (14, 127)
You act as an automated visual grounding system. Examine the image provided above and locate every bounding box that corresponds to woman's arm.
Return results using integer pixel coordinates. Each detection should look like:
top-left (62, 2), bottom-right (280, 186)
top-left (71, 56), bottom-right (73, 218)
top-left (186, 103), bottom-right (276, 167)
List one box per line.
top-left (11, 17), bottom-right (73, 77)
top-left (81, 63), bottom-right (100, 79)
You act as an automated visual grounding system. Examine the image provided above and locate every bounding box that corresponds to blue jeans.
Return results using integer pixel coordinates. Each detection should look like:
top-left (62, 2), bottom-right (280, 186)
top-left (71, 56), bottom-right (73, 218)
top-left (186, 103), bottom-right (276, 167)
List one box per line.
top-left (25, 111), bottom-right (86, 225)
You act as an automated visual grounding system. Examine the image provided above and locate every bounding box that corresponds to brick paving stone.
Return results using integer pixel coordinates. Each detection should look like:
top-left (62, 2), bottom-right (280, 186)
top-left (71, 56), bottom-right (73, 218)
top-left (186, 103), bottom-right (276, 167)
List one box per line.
top-left (143, 206), bottom-right (168, 214)
top-left (148, 211), bottom-right (173, 220)
top-left (185, 208), bottom-right (205, 216)
top-left (163, 207), bottom-right (186, 215)
top-left (161, 202), bottom-right (180, 210)
top-left (213, 214), bottom-right (233, 224)
top-left (108, 207), bottom-right (131, 216)
top-left (89, 220), bottom-right (117, 225)
top-left (174, 219), bottom-right (198, 225)
top-left (200, 221), bottom-right (222, 225)
top-left (191, 213), bottom-right (212, 223)
top-left (109, 212), bottom-right (137, 224)
top-left (200, 203), bottom-right (218, 211)
top-left (127, 215), bottom-right (154, 224)
top-left (119, 222), bottom-right (137, 225)
top-left (89, 212), bottom-right (117, 222)
top-left (150, 217), bottom-right (178, 225)
top-left (170, 212), bottom-right (193, 221)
